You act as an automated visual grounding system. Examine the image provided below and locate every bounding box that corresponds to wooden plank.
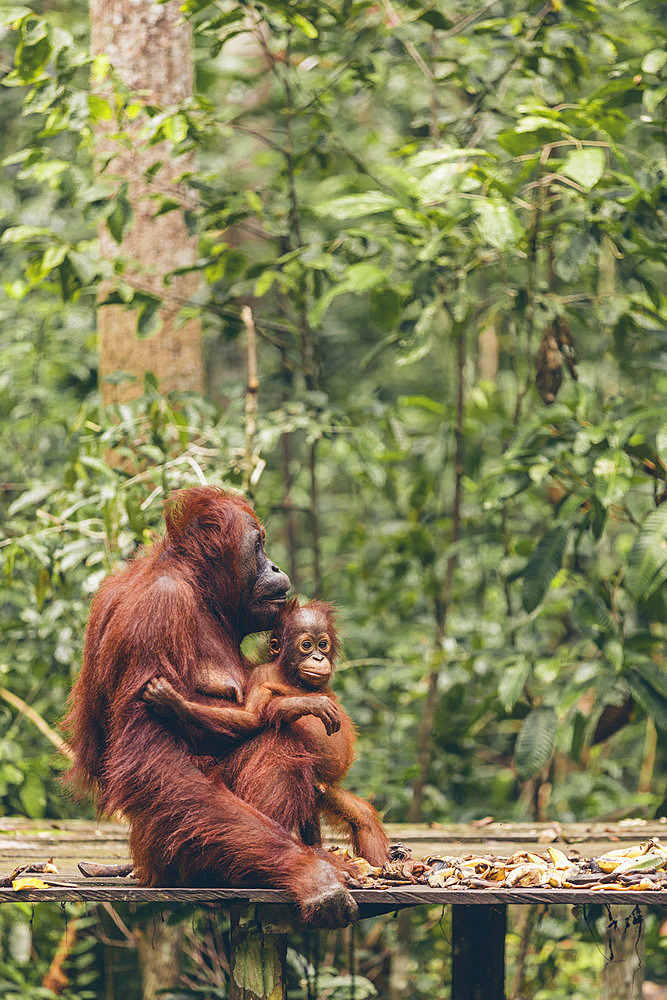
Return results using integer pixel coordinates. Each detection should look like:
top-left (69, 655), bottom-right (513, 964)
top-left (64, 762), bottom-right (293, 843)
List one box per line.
top-left (451, 905), bottom-right (506, 1000)
top-left (382, 819), bottom-right (667, 844)
top-left (0, 818), bottom-right (130, 873)
top-left (4, 818), bottom-right (667, 842)
top-left (2, 817), bottom-right (666, 880)
top-left (0, 883), bottom-right (665, 907)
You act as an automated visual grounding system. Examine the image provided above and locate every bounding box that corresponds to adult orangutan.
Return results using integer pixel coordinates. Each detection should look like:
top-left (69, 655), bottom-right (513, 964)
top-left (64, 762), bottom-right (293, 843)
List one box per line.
top-left (142, 600), bottom-right (389, 866)
top-left (65, 486), bottom-right (358, 928)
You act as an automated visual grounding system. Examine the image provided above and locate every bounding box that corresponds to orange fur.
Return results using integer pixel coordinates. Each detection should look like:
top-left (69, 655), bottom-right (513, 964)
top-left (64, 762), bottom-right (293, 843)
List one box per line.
top-left (63, 488), bottom-right (355, 920)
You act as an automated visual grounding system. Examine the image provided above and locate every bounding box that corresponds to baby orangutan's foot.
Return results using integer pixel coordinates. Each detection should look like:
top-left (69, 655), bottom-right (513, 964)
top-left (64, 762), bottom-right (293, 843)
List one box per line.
top-left (142, 676), bottom-right (181, 717)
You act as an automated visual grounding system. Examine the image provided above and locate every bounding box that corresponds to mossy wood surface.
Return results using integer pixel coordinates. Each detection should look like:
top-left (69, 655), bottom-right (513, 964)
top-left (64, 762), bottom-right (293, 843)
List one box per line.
top-left (4, 817), bottom-right (666, 873)
top-left (1, 817), bottom-right (666, 908)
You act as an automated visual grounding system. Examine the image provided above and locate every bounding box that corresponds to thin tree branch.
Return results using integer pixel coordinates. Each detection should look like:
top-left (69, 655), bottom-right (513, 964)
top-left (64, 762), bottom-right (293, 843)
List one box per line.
top-left (241, 305), bottom-right (259, 496)
top-left (0, 685), bottom-right (73, 759)
top-left (409, 320), bottom-right (465, 821)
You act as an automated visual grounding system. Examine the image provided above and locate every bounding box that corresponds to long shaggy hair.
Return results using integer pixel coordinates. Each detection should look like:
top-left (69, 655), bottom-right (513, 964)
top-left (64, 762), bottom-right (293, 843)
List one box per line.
top-left (62, 487), bottom-right (343, 899)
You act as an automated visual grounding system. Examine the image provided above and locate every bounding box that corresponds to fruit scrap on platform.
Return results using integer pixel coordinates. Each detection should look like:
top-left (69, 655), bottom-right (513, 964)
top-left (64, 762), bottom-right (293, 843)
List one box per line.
top-left (333, 839), bottom-right (667, 891)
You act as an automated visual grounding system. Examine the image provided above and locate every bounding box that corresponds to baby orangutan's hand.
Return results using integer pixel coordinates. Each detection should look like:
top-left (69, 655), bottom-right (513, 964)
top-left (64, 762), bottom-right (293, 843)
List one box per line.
top-left (305, 695), bottom-right (341, 735)
top-left (269, 695), bottom-right (341, 735)
top-left (142, 676), bottom-right (183, 717)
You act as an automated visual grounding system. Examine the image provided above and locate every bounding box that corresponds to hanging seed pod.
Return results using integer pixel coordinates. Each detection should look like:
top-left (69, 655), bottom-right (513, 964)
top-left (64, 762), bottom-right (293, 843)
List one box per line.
top-left (535, 317), bottom-right (578, 403)
top-left (535, 326), bottom-right (563, 403)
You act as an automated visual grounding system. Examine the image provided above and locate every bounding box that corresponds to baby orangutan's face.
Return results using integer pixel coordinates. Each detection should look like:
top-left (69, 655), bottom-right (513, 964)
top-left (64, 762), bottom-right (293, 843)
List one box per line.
top-left (294, 626), bottom-right (332, 689)
top-left (272, 608), bottom-right (334, 690)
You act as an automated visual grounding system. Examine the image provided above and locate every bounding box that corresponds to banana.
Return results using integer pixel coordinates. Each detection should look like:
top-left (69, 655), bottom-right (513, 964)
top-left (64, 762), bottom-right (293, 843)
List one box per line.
top-left (596, 857), bottom-right (622, 873)
top-left (547, 847), bottom-right (571, 869)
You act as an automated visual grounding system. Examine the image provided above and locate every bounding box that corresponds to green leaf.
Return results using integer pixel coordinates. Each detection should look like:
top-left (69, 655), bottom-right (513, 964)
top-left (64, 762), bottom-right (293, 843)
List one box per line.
top-left (68, 250), bottom-right (98, 285)
top-left (107, 184), bottom-right (133, 244)
top-left (15, 17), bottom-right (51, 83)
top-left (399, 396), bottom-right (446, 415)
top-left (515, 115), bottom-right (560, 133)
top-left (163, 113), bottom-right (188, 143)
top-left (514, 708), bottom-right (558, 780)
top-left (133, 291), bottom-right (163, 339)
top-left (314, 192), bottom-right (400, 221)
top-left (418, 9), bottom-right (453, 29)
top-left (554, 231), bottom-right (595, 282)
top-left (593, 451), bottom-right (633, 507)
top-left (497, 128), bottom-right (549, 155)
top-left (8, 484), bottom-right (53, 516)
top-left (254, 269), bottom-right (279, 298)
top-left (642, 49), bottom-right (667, 74)
top-left (40, 244), bottom-right (68, 273)
top-left (521, 525), bottom-right (569, 613)
top-left (632, 659), bottom-right (667, 701)
top-left (416, 163), bottom-right (460, 203)
top-left (408, 148), bottom-right (488, 169)
top-left (152, 198), bottom-right (182, 218)
top-left (623, 668), bottom-right (667, 732)
top-left (1, 225), bottom-right (51, 244)
top-left (308, 263), bottom-right (386, 325)
top-left (475, 200), bottom-right (523, 250)
top-left (561, 148), bottom-right (605, 190)
top-left (125, 494), bottom-right (146, 537)
top-left (292, 13), bottom-right (318, 38)
top-left (87, 93), bottom-right (113, 122)
top-left (79, 455), bottom-right (115, 477)
top-left (498, 659), bottom-right (531, 713)
top-left (644, 84), bottom-right (667, 113)
top-left (0, 6), bottom-right (31, 24)
top-left (57, 538), bottom-right (92, 573)
top-left (20, 159), bottom-right (70, 183)
top-left (573, 590), bottom-right (613, 638)
top-left (625, 507), bottom-right (667, 602)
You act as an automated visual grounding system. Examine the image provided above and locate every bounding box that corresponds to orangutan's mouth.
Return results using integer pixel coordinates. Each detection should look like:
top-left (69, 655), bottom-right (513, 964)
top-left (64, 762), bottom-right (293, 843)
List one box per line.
top-left (301, 670), bottom-right (330, 682)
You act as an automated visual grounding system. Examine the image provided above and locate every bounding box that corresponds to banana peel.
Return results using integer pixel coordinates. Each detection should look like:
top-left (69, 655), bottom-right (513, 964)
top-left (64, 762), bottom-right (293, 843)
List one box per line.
top-left (505, 864), bottom-right (550, 888)
top-left (12, 877), bottom-right (50, 891)
top-left (612, 851), bottom-right (667, 876)
top-left (546, 847), bottom-right (571, 869)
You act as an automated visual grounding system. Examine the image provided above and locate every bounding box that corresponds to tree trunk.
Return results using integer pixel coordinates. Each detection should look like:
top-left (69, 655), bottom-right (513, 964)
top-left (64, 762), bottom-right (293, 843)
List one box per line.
top-left (88, 5), bottom-right (201, 984)
top-left (90, 0), bottom-right (204, 404)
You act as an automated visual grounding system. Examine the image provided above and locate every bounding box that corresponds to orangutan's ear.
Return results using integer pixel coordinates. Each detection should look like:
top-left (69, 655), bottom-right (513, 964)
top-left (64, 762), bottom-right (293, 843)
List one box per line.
top-left (269, 637), bottom-right (281, 658)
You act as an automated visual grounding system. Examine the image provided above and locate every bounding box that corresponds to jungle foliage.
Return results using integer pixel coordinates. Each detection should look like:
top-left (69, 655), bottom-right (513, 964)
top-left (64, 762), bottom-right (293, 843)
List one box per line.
top-left (0, 0), bottom-right (665, 996)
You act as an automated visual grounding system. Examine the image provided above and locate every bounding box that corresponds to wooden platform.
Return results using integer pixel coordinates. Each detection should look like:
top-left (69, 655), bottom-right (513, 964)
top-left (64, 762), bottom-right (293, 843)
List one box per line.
top-left (2, 818), bottom-right (666, 1000)
top-left (2, 816), bottom-right (666, 907)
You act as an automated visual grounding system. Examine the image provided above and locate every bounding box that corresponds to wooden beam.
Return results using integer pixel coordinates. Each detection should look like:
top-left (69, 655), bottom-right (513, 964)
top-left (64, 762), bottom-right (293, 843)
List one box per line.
top-left (1, 883), bottom-right (665, 907)
top-left (229, 904), bottom-right (287, 1000)
top-left (451, 904), bottom-right (506, 1000)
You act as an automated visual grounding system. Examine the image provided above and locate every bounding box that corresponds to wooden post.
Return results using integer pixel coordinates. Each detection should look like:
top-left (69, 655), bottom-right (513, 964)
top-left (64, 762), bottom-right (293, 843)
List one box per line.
top-left (451, 905), bottom-right (506, 1000)
top-left (602, 906), bottom-right (645, 1000)
top-left (229, 903), bottom-right (287, 1000)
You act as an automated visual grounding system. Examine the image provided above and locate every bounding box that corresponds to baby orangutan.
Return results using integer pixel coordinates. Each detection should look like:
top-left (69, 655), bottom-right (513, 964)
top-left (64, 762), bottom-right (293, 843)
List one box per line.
top-left (142, 600), bottom-right (388, 866)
